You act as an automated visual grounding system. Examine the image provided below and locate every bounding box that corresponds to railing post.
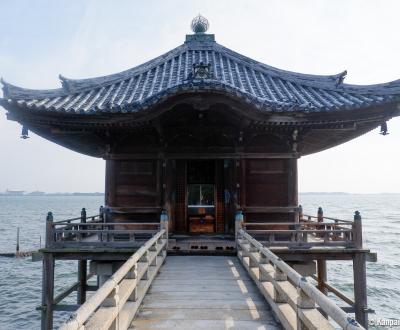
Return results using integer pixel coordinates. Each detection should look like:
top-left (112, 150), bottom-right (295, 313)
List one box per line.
top-left (99, 205), bottom-right (104, 221)
top-left (102, 285), bottom-right (120, 307)
top-left (79, 208), bottom-right (87, 240)
top-left (298, 205), bottom-right (303, 221)
top-left (317, 207), bottom-right (323, 222)
top-left (140, 251), bottom-right (149, 280)
top-left (235, 210), bottom-right (244, 246)
top-left (160, 210), bottom-right (169, 249)
top-left (297, 277), bottom-right (315, 330)
top-left (273, 265), bottom-right (287, 303)
top-left (45, 212), bottom-right (54, 248)
top-left (81, 208), bottom-right (87, 223)
top-left (317, 207), bottom-right (324, 237)
top-left (353, 211), bottom-right (363, 249)
top-left (127, 264), bottom-right (138, 302)
top-left (258, 251), bottom-right (270, 282)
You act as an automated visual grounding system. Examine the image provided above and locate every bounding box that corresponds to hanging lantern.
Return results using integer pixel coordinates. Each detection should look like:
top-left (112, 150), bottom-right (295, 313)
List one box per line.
top-left (380, 122), bottom-right (389, 135)
top-left (20, 126), bottom-right (29, 139)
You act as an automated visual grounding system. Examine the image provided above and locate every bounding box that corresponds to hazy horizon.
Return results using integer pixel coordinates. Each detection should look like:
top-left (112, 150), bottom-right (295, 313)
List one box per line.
top-left (1, 0), bottom-right (400, 193)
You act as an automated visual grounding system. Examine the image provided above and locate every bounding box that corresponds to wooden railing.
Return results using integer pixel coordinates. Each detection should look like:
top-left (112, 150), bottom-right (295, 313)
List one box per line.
top-left (45, 208), bottom-right (162, 248)
top-left (236, 228), bottom-right (365, 330)
top-left (60, 223), bottom-right (168, 330)
top-left (238, 208), bottom-right (363, 249)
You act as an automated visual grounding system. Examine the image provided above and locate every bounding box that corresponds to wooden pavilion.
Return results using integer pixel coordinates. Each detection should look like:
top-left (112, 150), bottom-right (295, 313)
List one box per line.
top-left (1, 15), bottom-right (399, 330)
top-left (2, 18), bottom-right (400, 235)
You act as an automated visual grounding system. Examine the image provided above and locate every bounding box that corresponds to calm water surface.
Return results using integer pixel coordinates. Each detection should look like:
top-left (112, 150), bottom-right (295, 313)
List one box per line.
top-left (0, 194), bottom-right (399, 329)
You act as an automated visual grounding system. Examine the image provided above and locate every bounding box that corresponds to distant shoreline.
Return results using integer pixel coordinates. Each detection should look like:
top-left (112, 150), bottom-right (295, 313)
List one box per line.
top-left (0, 193), bottom-right (104, 196)
top-left (1, 192), bottom-right (400, 196)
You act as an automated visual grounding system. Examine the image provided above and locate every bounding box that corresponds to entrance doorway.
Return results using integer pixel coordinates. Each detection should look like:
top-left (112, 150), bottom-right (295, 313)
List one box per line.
top-left (173, 159), bottom-right (235, 235)
top-left (187, 160), bottom-right (216, 233)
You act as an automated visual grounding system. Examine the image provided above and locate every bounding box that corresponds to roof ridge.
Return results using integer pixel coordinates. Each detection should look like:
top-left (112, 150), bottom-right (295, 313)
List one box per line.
top-left (213, 43), bottom-right (347, 89)
top-left (59, 43), bottom-right (188, 94)
top-left (1, 78), bottom-right (65, 99)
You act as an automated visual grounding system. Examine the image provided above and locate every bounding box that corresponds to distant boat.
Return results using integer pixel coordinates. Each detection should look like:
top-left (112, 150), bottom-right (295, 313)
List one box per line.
top-left (27, 191), bottom-right (45, 196)
top-left (4, 189), bottom-right (25, 196)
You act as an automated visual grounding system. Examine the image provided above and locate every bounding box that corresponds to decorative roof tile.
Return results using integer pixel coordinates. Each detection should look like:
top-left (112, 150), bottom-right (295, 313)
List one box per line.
top-left (1, 33), bottom-right (400, 114)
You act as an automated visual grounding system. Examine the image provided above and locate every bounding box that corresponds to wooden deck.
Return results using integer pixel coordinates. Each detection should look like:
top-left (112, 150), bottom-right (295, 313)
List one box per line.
top-left (130, 256), bottom-right (282, 329)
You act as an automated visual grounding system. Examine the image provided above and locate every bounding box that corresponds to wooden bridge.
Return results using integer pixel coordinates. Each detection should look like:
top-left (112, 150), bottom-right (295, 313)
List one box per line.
top-left (43, 210), bottom-right (371, 330)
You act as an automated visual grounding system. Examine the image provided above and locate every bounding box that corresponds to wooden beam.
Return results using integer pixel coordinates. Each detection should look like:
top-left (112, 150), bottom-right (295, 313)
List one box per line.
top-left (107, 152), bottom-right (300, 160)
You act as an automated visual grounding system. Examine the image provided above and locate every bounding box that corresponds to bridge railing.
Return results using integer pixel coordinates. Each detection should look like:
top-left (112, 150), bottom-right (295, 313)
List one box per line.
top-left (44, 207), bottom-right (163, 248)
top-left (236, 226), bottom-right (365, 330)
top-left (60, 219), bottom-right (168, 330)
top-left (239, 208), bottom-right (362, 249)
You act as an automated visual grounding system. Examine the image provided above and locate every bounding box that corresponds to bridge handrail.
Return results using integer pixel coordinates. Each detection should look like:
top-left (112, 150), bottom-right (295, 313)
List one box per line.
top-left (238, 209), bottom-right (363, 249)
top-left (237, 228), bottom-right (364, 330)
top-left (303, 213), bottom-right (354, 224)
top-left (60, 227), bottom-right (167, 330)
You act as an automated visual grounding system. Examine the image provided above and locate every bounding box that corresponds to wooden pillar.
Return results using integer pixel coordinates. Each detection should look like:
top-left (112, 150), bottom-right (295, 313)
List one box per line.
top-left (77, 260), bottom-right (87, 305)
top-left (240, 159), bottom-right (246, 208)
top-left (287, 158), bottom-right (298, 206)
top-left (317, 259), bottom-right (328, 318)
top-left (164, 159), bottom-right (175, 233)
top-left (317, 259), bottom-right (328, 295)
top-left (105, 159), bottom-right (116, 206)
top-left (41, 253), bottom-right (54, 330)
top-left (353, 252), bottom-right (368, 328)
top-left (353, 211), bottom-right (368, 328)
top-left (287, 158), bottom-right (298, 223)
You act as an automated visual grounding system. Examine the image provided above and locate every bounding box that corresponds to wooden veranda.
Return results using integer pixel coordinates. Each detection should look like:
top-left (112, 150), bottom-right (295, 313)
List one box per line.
top-left (37, 208), bottom-right (374, 330)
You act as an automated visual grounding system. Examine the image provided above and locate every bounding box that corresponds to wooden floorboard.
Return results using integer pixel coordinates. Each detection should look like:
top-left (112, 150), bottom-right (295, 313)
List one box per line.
top-left (130, 256), bottom-right (281, 329)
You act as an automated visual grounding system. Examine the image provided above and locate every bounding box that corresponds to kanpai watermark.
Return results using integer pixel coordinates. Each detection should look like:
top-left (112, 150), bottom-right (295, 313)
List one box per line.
top-left (369, 318), bottom-right (400, 328)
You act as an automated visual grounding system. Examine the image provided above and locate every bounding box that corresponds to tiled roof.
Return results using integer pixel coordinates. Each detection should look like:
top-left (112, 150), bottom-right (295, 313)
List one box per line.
top-left (1, 33), bottom-right (400, 114)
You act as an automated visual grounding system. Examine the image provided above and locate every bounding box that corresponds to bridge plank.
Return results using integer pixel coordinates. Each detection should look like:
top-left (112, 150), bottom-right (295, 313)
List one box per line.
top-left (130, 256), bottom-right (281, 329)
top-left (129, 319), bottom-right (280, 329)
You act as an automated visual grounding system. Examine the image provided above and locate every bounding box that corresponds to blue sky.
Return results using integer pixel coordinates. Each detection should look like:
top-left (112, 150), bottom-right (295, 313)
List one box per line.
top-left (1, 0), bottom-right (400, 193)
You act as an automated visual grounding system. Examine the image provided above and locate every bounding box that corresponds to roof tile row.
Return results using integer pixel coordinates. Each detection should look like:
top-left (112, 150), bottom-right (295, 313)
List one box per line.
top-left (1, 34), bottom-right (400, 114)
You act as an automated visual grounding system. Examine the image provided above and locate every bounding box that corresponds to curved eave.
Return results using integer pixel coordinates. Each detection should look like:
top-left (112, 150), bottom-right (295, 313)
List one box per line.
top-left (2, 81), bottom-right (399, 118)
top-left (2, 34), bottom-right (400, 114)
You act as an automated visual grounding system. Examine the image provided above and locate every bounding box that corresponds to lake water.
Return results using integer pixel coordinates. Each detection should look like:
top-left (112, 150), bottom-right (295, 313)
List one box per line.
top-left (0, 194), bottom-right (399, 329)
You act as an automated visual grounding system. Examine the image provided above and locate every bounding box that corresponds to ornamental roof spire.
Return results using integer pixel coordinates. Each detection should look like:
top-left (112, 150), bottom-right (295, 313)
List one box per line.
top-left (191, 14), bottom-right (209, 34)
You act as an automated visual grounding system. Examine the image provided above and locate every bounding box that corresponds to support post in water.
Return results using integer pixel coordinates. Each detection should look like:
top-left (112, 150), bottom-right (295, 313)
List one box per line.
top-left (41, 253), bottom-right (54, 330)
top-left (317, 259), bottom-right (328, 318)
top-left (353, 210), bottom-right (368, 328)
top-left (16, 227), bottom-right (20, 255)
top-left (77, 260), bottom-right (87, 305)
